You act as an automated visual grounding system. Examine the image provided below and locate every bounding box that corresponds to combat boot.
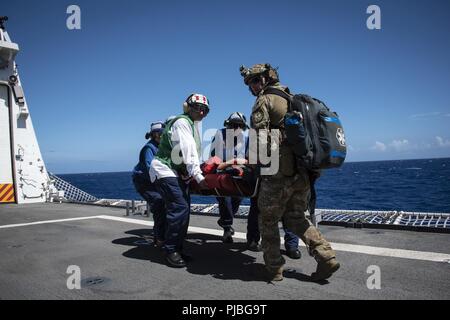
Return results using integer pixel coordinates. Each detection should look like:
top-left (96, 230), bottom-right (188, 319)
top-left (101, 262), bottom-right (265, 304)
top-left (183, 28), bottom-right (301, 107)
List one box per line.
top-left (300, 226), bottom-right (340, 281)
top-left (266, 266), bottom-right (284, 282)
top-left (311, 257), bottom-right (340, 281)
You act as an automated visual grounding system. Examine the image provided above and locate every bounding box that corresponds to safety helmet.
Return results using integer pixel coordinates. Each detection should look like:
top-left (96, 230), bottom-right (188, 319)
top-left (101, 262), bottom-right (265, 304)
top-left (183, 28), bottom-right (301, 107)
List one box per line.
top-left (224, 112), bottom-right (249, 129)
top-left (150, 121), bottom-right (165, 133)
top-left (183, 93), bottom-right (210, 114)
top-left (145, 121), bottom-right (165, 139)
top-left (239, 63), bottom-right (279, 85)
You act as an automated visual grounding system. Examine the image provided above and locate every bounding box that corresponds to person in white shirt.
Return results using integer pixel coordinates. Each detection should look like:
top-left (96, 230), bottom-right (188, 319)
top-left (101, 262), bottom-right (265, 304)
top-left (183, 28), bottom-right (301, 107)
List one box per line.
top-left (150, 93), bottom-right (210, 268)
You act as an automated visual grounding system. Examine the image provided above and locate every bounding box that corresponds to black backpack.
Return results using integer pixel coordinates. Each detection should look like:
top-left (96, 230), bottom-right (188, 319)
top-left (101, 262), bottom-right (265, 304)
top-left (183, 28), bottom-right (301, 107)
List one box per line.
top-left (263, 88), bottom-right (347, 170)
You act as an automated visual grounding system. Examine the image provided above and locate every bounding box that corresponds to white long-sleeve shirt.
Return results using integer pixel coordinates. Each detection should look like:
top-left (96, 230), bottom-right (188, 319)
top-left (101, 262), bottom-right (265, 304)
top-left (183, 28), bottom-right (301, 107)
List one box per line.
top-left (150, 118), bottom-right (205, 183)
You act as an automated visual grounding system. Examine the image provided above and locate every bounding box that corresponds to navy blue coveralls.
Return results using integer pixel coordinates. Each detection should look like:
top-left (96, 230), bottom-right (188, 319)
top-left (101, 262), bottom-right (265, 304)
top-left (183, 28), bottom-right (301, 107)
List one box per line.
top-left (132, 140), bottom-right (166, 242)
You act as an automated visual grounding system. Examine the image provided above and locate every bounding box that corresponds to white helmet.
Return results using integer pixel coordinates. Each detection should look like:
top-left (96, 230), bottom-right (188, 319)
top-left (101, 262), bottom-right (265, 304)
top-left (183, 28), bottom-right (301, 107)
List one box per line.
top-left (150, 121), bottom-right (165, 133)
top-left (183, 93), bottom-right (210, 113)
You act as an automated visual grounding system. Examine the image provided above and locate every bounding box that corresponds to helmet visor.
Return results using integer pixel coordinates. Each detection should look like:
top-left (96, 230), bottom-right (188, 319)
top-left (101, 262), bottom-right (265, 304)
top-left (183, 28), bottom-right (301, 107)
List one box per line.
top-left (190, 103), bottom-right (210, 116)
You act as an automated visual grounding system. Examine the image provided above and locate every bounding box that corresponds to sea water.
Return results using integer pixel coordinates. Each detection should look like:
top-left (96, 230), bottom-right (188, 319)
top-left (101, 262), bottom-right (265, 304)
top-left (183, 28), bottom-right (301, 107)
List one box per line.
top-left (59, 158), bottom-right (450, 213)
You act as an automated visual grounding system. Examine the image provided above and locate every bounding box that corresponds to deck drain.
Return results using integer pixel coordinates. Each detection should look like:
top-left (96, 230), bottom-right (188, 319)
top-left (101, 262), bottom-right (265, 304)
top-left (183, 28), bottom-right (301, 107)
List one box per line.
top-left (81, 277), bottom-right (109, 287)
top-left (8, 244), bottom-right (23, 249)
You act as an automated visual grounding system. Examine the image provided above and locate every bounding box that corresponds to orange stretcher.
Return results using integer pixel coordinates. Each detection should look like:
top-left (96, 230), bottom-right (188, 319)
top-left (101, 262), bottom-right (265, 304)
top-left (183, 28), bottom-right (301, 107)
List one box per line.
top-left (190, 156), bottom-right (259, 198)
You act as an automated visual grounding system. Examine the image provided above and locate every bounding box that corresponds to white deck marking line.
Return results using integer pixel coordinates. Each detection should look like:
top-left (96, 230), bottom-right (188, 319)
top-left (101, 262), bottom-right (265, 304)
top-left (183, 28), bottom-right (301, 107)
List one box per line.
top-left (1, 215), bottom-right (449, 263)
top-left (96, 215), bottom-right (154, 227)
top-left (98, 215), bottom-right (450, 263)
top-left (328, 243), bottom-right (450, 263)
top-left (0, 216), bottom-right (102, 229)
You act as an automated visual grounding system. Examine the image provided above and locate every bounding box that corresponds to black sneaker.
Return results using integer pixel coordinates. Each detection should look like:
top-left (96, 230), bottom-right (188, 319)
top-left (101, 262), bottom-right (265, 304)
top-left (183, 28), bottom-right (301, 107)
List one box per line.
top-left (247, 240), bottom-right (262, 252)
top-left (180, 252), bottom-right (193, 262)
top-left (165, 252), bottom-right (186, 268)
top-left (222, 227), bottom-right (235, 243)
top-left (285, 248), bottom-right (301, 260)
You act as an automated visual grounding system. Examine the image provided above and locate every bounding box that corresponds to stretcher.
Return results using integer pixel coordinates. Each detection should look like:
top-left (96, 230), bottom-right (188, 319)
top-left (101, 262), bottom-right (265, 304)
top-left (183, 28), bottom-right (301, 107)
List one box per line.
top-left (190, 157), bottom-right (260, 198)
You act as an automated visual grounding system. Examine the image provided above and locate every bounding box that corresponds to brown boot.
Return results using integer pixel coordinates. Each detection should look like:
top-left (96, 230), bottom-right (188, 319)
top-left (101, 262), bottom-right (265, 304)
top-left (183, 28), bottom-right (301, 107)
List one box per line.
top-left (311, 257), bottom-right (340, 281)
top-left (266, 266), bottom-right (284, 282)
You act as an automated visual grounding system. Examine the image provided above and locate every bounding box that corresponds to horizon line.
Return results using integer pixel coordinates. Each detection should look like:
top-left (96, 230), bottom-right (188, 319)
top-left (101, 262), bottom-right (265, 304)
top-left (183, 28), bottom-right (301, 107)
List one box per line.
top-left (53, 156), bottom-right (450, 176)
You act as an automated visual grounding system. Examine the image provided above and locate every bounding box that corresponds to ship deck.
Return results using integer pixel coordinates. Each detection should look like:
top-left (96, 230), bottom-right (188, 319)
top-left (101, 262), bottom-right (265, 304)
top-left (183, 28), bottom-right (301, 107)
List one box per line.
top-left (0, 202), bottom-right (449, 300)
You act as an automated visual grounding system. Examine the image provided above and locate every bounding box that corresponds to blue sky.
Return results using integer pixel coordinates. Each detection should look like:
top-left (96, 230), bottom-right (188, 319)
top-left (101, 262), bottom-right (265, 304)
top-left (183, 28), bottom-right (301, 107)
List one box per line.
top-left (3, 0), bottom-right (450, 173)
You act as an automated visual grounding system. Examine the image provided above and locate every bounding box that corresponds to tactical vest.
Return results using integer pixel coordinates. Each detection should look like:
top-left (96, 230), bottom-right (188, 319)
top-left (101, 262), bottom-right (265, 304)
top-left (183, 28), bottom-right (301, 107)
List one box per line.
top-left (155, 114), bottom-right (201, 174)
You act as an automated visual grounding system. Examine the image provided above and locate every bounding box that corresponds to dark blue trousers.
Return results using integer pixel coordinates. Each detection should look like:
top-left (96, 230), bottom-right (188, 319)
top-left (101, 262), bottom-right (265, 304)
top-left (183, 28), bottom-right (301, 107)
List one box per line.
top-left (217, 197), bottom-right (242, 230)
top-left (132, 174), bottom-right (166, 242)
top-left (248, 197), bottom-right (299, 250)
top-left (154, 177), bottom-right (190, 254)
top-left (247, 197), bottom-right (260, 243)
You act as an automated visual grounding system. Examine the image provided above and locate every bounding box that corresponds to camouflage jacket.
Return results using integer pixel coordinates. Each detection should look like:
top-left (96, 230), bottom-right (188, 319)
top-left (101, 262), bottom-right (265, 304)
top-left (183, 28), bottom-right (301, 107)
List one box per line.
top-left (250, 82), bottom-right (296, 176)
top-left (250, 82), bottom-right (290, 131)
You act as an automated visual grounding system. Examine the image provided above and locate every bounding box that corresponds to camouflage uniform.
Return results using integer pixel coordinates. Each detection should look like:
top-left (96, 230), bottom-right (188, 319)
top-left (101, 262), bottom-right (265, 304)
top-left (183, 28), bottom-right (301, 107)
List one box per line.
top-left (250, 81), bottom-right (338, 280)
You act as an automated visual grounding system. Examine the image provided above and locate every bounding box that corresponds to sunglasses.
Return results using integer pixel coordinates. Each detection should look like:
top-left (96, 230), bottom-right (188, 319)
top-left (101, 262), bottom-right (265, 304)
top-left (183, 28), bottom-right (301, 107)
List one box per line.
top-left (191, 104), bottom-right (210, 115)
top-left (248, 77), bottom-right (261, 85)
top-left (227, 123), bottom-right (245, 129)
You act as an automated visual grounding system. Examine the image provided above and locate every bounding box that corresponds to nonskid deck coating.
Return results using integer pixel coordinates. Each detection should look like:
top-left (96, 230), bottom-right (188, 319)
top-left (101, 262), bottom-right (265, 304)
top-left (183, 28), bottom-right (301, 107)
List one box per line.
top-left (0, 203), bottom-right (449, 300)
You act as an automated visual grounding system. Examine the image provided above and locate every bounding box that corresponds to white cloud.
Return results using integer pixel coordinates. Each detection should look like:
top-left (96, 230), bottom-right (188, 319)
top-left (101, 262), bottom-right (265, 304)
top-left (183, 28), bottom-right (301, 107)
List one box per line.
top-left (389, 139), bottom-right (409, 151)
top-left (371, 141), bottom-right (386, 152)
top-left (410, 112), bottom-right (443, 119)
top-left (436, 136), bottom-right (450, 147)
top-left (369, 137), bottom-right (450, 153)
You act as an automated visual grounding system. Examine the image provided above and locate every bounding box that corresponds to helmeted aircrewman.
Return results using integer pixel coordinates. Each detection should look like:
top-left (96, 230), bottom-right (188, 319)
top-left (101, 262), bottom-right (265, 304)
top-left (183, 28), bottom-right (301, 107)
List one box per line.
top-left (150, 93), bottom-right (211, 268)
top-left (240, 63), bottom-right (340, 281)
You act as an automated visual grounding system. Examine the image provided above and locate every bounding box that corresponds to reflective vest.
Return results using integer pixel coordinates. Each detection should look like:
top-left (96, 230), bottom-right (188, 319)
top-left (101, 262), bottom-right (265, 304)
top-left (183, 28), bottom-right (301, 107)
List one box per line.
top-left (155, 114), bottom-right (201, 174)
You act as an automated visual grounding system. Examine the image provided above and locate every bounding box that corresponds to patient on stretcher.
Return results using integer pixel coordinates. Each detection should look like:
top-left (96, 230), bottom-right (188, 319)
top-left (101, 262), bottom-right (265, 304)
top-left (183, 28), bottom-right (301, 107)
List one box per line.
top-left (190, 156), bottom-right (258, 197)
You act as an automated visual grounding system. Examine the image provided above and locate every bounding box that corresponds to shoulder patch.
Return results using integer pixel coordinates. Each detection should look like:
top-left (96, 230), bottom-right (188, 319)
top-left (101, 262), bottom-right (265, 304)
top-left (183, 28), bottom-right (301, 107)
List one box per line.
top-left (252, 110), bottom-right (264, 124)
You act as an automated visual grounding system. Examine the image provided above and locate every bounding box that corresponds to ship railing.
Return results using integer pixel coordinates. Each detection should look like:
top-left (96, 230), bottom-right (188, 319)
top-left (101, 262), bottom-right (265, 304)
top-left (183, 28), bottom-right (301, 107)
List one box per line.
top-left (48, 173), bottom-right (98, 203)
top-left (189, 204), bottom-right (450, 231)
top-left (317, 208), bottom-right (450, 231)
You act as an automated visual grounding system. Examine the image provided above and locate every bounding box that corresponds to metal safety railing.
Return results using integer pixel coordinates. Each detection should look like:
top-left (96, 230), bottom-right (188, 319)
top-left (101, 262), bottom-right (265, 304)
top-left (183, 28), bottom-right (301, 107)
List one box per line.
top-left (189, 204), bottom-right (450, 231)
top-left (48, 173), bottom-right (98, 203)
top-left (43, 175), bottom-right (450, 232)
top-left (317, 209), bottom-right (450, 231)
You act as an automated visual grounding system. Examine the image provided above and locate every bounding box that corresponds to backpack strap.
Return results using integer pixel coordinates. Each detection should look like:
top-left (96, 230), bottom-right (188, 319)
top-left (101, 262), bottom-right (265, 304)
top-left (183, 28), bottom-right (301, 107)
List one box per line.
top-left (261, 88), bottom-right (294, 131)
top-left (262, 87), bottom-right (293, 111)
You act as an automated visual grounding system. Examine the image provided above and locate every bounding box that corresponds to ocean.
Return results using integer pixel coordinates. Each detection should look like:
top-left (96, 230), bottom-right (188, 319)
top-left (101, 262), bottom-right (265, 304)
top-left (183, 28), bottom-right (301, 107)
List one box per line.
top-left (59, 158), bottom-right (450, 213)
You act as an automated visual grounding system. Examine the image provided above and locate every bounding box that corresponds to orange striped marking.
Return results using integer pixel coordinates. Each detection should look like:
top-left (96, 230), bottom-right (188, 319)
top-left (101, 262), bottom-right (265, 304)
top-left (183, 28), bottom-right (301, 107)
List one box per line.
top-left (0, 184), bottom-right (15, 203)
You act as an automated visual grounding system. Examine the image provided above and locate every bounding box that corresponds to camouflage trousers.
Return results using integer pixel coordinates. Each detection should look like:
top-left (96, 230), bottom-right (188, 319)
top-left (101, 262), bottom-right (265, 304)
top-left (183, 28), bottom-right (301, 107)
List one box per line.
top-left (257, 169), bottom-right (336, 272)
